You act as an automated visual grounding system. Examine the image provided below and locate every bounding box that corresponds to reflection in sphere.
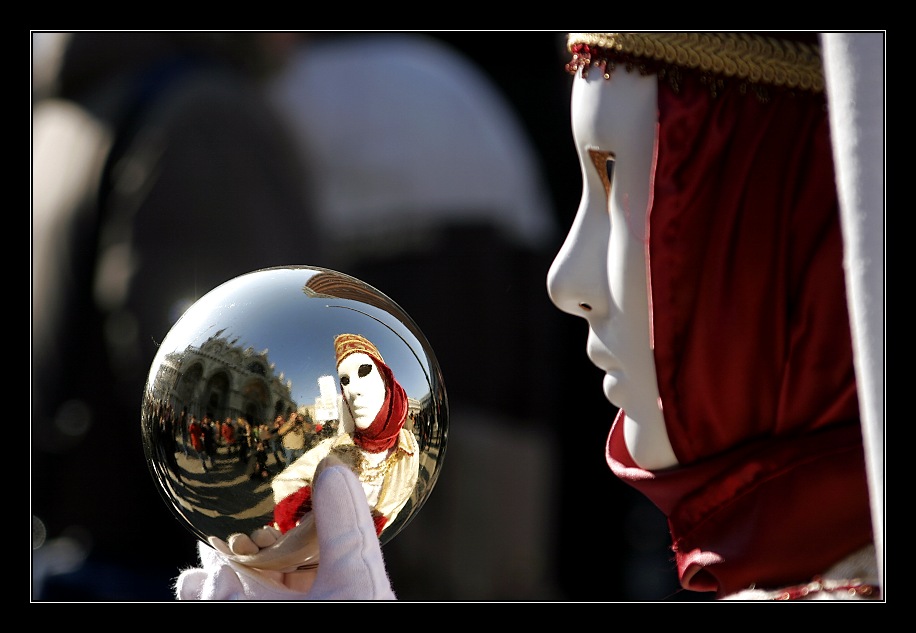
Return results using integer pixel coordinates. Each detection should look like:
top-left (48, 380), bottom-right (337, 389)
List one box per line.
top-left (141, 266), bottom-right (447, 571)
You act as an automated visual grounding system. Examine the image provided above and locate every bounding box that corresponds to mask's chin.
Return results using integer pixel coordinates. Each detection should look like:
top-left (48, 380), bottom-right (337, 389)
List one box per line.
top-left (601, 371), bottom-right (625, 409)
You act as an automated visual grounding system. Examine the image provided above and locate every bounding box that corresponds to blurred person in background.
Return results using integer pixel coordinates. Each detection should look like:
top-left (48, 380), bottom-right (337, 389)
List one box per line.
top-left (31, 31), bottom-right (321, 600)
top-left (264, 32), bottom-right (578, 600)
top-left (168, 30), bottom-right (578, 601)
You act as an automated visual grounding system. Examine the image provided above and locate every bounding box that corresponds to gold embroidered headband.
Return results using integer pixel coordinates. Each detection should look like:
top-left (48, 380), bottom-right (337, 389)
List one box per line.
top-left (566, 32), bottom-right (824, 95)
top-left (335, 333), bottom-right (384, 366)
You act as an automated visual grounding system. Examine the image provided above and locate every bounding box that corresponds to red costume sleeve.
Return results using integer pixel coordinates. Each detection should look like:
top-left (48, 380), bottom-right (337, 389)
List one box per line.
top-left (273, 485), bottom-right (313, 534)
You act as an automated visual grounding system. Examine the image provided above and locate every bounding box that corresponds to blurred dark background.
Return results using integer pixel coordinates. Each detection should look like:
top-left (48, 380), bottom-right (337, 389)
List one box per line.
top-left (31, 31), bottom-right (695, 601)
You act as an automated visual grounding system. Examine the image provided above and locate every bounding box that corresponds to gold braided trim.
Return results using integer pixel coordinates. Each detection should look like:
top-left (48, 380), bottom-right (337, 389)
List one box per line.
top-left (335, 332), bottom-right (384, 365)
top-left (567, 32), bottom-right (824, 93)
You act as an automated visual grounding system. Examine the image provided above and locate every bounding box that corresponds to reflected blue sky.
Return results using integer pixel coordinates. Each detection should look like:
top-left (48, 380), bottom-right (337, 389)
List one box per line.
top-left (149, 266), bottom-right (437, 409)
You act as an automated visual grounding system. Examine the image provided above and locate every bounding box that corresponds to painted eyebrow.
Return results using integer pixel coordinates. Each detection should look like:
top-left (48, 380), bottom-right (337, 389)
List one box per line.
top-left (587, 148), bottom-right (616, 204)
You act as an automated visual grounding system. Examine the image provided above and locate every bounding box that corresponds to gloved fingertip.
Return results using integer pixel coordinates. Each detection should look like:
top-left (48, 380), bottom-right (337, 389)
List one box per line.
top-left (309, 465), bottom-right (396, 600)
top-left (313, 464), bottom-right (364, 516)
top-left (314, 453), bottom-right (357, 483)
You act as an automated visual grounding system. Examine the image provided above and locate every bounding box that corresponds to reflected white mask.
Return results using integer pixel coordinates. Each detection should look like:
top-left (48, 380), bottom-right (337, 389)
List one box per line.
top-left (338, 352), bottom-right (386, 431)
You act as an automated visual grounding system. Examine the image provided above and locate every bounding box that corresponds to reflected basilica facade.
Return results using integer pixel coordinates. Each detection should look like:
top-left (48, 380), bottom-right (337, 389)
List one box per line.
top-left (148, 330), bottom-right (295, 428)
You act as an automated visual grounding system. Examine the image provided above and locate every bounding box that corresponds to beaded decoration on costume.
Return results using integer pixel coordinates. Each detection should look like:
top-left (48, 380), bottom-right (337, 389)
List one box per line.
top-left (566, 32), bottom-right (825, 99)
top-left (723, 576), bottom-right (880, 601)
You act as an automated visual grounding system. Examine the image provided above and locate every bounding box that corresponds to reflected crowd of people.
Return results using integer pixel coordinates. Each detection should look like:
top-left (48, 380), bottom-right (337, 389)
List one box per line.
top-left (147, 398), bottom-right (341, 484)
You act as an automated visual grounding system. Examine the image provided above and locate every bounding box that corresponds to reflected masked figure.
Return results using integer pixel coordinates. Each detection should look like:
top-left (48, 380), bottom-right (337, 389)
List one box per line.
top-left (270, 333), bottom-right (420, 537)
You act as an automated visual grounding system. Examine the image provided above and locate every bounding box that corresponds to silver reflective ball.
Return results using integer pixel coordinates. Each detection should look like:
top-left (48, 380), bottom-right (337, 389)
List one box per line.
top-left (141, 266), bottom-right (447, 571)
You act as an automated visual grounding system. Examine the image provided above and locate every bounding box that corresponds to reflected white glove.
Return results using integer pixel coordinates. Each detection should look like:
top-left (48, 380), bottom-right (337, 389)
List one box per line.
top-left (175, 457), bottom-right (396, 600)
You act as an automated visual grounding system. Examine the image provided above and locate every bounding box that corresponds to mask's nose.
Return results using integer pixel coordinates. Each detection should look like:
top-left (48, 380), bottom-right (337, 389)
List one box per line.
top-left (546, 200), bottom-right (607, 319)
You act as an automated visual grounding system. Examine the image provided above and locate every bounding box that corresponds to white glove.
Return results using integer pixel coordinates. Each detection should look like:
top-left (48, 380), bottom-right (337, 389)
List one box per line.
top-left (175, 456), bottom-right (396, 600)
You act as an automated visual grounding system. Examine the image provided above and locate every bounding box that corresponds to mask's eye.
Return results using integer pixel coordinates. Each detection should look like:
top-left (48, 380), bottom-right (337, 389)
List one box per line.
top-left (588, 148), bottom-right (615, 208)
top-left (340, 376), bottom-right (350, 387)
top-left (358, 363), bottom-right (373, 378)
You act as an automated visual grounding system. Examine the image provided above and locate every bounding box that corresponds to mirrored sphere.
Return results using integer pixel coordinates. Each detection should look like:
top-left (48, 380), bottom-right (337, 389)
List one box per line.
top-left (141, 266), bottom-right (447, 571)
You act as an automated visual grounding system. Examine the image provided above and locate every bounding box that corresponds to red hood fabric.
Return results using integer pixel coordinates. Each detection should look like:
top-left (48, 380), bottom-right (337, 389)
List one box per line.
top-left (607, 69), bottom-right (873, 596)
